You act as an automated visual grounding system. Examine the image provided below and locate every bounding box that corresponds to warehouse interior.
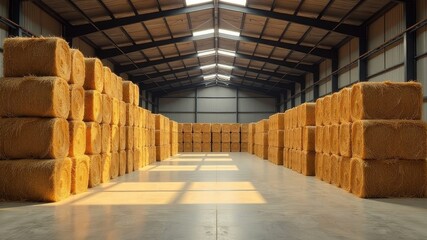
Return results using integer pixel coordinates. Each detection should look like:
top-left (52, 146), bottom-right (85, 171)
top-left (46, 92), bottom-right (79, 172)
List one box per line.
top-left (1, 0), bottom-right (427, 239)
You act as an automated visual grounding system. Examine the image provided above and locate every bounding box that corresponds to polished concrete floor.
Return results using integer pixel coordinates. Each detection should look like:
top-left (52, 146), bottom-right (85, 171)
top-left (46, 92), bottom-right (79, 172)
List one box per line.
top-left (1, 153), bottom-right (427, 240)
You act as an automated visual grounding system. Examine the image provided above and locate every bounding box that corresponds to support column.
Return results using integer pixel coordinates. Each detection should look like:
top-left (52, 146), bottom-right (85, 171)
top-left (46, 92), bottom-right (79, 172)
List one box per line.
top-left (291, 83), bottom-right (295, 108)
top-left (8, 0), bottom-right (21, 37)
top-left (194, 88), bottom-right (198, 123)
top-left (358, 28), bottom-right (368, 82)
top-left (236, 89), bottom-right (239, 123)
top-left (313, 66), bottom-right (320, 100)
top-left (404, 0), bottom-right (416, 81)
top-left (331, 52), bottom-right (339, 92)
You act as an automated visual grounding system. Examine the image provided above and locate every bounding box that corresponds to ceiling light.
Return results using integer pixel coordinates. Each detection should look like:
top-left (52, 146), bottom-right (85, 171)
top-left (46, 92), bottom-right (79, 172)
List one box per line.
top-left (197, 49), bottom-right (216, 57)
top-left (221, 0), bottom-right (246, 6)
top-left (203, 74), bottom-right (217, 80)
top-left (217, 74), bottom-right (231, 80)
top-left (193, 28), bottom-right (214, 36)
top-left (217, 63), bottom-right (233, 69)
top-left (186, 0), bottom-right (212, 6)
top-left (200, 64), bottom-right (216, 69)
top-left (219, 28), bottom-right (240, 36)
top-left (218, 49), bottom-right (236, 57)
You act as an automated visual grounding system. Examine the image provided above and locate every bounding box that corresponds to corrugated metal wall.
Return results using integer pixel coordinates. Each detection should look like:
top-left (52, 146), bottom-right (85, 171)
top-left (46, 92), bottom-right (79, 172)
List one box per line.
top-left (158, 86), bottom-right (277, 123)
top-left (0, 0), bottom-right (9, 77)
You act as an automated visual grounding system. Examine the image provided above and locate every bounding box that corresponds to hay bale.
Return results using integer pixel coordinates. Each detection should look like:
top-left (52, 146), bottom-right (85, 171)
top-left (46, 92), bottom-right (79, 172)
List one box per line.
top-left (101, 153), bottom-right (111, 183)
top-left (315, 152), bottom-right (323, 180)
top-left (183, 123), bottom-right (192, 132)
top-left (212, 143), bottom-right (221, 152)
top-left (302, 126), bottom-right (315, 151)
top-left (70, 155), bottom-right (89, 194)
top-left (184, 143), bottom-right (192, 152)
top-left (340, 156), bottom-right (351, 192)
top-left (330, 124), bottom-right (340, 155)
top-left (231, 142), bottom-right (240, 152)
top-left (0, 76), bottom-right (70, 118)
top-left (193, 143), bottom-right (202, 152)
top-left (117, 77), bottom-right (124, 101)
top-left (241, 124), bottom-right (249, 133)
top-left (119, 101), bottom-right (126, 126)
top-left (70, 49), bottom-right (85, 87)
top-left (192, 123), bottom-right (202, 133)
top-left (101, 124), bottom-right (111, 153)
top-left (84, 90), bottom-right (102, 123)
top-left (222, 132), bottom-right (231, 142)
top-left (202, 132), bottom-right (211, 143)
top-left (221, 143), bottom-right (231, 152)
top-left (193, 132), bottom-right (202, 143)
top-left (102, 67), bottom-right (112, 96)
top-left (339, 123), bottom-right (352, 157)
top-left (0, 158), bottom-right (71, 202)
top-left (184, 132), bottom-right (192, 143)
top-left (295, 127), bottom-right (303, 150)
top-left (85, 122), bottom-right (101, 155)
top-left (134, 84), bottom-right (140, 106)
top-left (0, 118), bottom-right (69, 159)
top-left (211, 123), bottom-right (221, 133)
top-left (202, 143), bottom-right (211, 152)
top-left (68, 85), bottom-right (85, 121)
top-left (331, 92), bottom-right (340, 125)
top-left (315, 98), bottom-right (324, 126)
top-left (231, 132), bottom-right (240, 143)
top-left (339, 87), bottom-right (351, 123)
top-left (291, 108), bottom-right (298, 128)
top-left (322, 125), bottom-right (331, 154)
top-left (126, 126), bottom-right (134, 150)
top-left (111, 98), bottom-right (119, 125)
top-left (291, 150), bottom-right (301, 173)
top-left (122, 81), bottom-right (134, 104)
top-left (119, 150), bottom-right (127, 176)
top-left (241, 143), bottom-right (248, 152)
top-left (351, 81), bottom-right (422, 121)
top-left (110, 151), bottom-right (119, 179)
top-left (301, 151), bottom-right (315, 176)
top-left (222, 124), bottom-right (231, 133)
top-left (178, 132), bottom-right (183, 143)
top-left (88, 154), bottom-right (102, 188)
top-left (134, 149), bottom-right (141, 170)
top-left (202, 123), bottom-right (211, 132)
top-left (350, 158), bottom-right (426, 198)
top-left (322, 153), bottom-right (332, 183)
top-left (330, 154), bottom-right (341, 187)
top-left (398, 120), bottom-right (427, 160)
top-left (126, 150), bottom-right (134, 173)
top-left (84, 58), bottom-right (103, 91)
top-left (111, 125), bottom-right (119, 152)
top-left (298, 103), bottom-right (316, 127)
top-left (101, 94), bottom-right (112, 124)
top-left (134, 127), bottom-right (140, 150)
top-left (322, 95), bottom-right (332, 126)
top-left (134, 107), bottom-right (140, 127)
top-left (268, 146), bottom-right (283, 165)
top-left (212, 133), bottom-right (221, 143)
top-left (126, 103), bottom-right (134, 126)
top-left (241, 133), bottom-right (248, 143)
top-left (3, 37), bottom-right (71, 80)
top-left (269, 113), bottom-right (285, 130)
top-left (68, 121), bottom-right (86, 157)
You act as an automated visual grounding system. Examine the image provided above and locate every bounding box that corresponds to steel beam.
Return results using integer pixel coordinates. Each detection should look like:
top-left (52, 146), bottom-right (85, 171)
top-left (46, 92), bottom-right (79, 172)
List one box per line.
top-left (404, 0), bottom-right (416, 81)
top-left (8, 0), bottom-right (20, 37)
top-left (131, 65), bottom-right (202, 82)
top-left (232, 65), bottom-right (303, 83)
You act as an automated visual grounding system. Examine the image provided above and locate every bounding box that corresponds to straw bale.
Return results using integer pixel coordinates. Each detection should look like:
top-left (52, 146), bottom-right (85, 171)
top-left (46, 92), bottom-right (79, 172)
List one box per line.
top-left (231, 143), bottom-right (240, 152)
top-left (268, 146), bottom-right (283, 165)
top-left (101, 153), bottom-right (111, 183)
top-left (193, 132), bottom-right (202, 143)
top-left (85, 122), bottom-right (101, 155)
top-left (323, 125), bottom-right (331, 154)
top-left (222, 132), bottom-right (231, 142)
top-left (350, 158), bottom-right (426, 198)
top-left (134, 127), bottom-right (140, 150)
top-left (102, 67), bottom-right (112, 96)
top-left (339, 123), bottom-right (352, 157)
top-left (69, 49), bottom-right (85, 86)
top-left (84, 58), bottom-right (103, 91)
top-left (315, 98), bottom-right (324, 126)
top-left (330, 93), bottom-right (340, 125)
top-left (291, 150), bottom-right (301, 173)
top-left (134, 107), bottom-right (140, 127)
top-left (71, 155), bottom-right (89, 194)
top-left (231, 132), bottom-right (240, 143)
top-left (202, 123), bottom-right (211, 132)
top-left (398, 120), bottom-right (427, 160)
top-left (178, 132), bottom-right (183, 143)
top-left (122, 81), bottom-right (134, 104)
top-left (302, 126), bottom-right (315, 151)
top-left (193, 123), bottom-right (202, 133)
top-left (202, 143), bottom-right (211, 152)
top-left (4, 37), bottom-right (71, 80)
top-left (117, 77), bottom-right (123, 101)
top-left (322, 153), bottom-right (332, 183)
top-left (101, 124), bottom-right (111, 153)
top-left (284, 130), bottom-right (290, 148)
top-left (261, 133), bottom-right (268, 146)
top-left (134, 149), bottom-right (141, 170)
top-left (351, 81), bottom-right (422, 121)
top-left (298, 103), bottom-right (316, 127)
top-left (119, 150), bottom-right (126, 176)
top-left (301, 151), bottom-right (315, 176)
top-left (126, 126), bottom-right (134, 150)
top-left (212, 143), bottom-right (221, 152)
top-left (211, 123), bottom-right (221, 133)
top-left (0, 118), bottom-right (69, 159)
top-left (283, 148), bottom-right (290, 168)
top-left (222, 123), bottom-right (231, 133)
top-left (68, 85), bottom-right (84, 121)
top-left (84, 90), bottom-right (102, 123)
top-left (212, 133), bottom-right (221, 143)
top-left (193, 143), bottom-right (202, 152)
top-left (330, 154), bottom-right (341, 187)
top-left (68, 121), bottom-right (86, 157)
top-left (241, 124), bottom-right (249, 133)
top-left (269, 130), bottom-right (284, 147)
top-left (119, 101), bottom-right (126, 126)
top-left (183, 123), bottom-right (193, 132)
top-left (295, 127), bottom-right (303, 150)
top-left (111, 98), bottom-right (119, 125)
top-left (203, 132), bottom-right (211, 143)
top-left (126, 150), bottom-right (134, 173)
top-left (88, 154), bottom-right (101, 188)
top-left (125, 103), bottom-right (134, 126)
top-left (340, 156), bottom-right (351, 192)
top-left (184, 143), bottom-right (193, 152)
top-left (339, 87), bottom-right (351, 123)
top-left (322, 95), bottom-right (332, 126)
top-left (0, 76), bottom-right (70, 118)
top-left (241, 133), bottom-right (248, 143)
top-left (291, 108), bottom-right (298, 128)
top-left (0, 158), bottom-right (71, 202)
top-left (269, 113), bottom-right (285, 130)
top-left (330, 124), bottom-right (340, 155)
top-left (222, 143), bottom-right (231, 152)
top-left (184, 132), bottom-right (192, 143)
top-left (241, 143), bottom-right (248, 152)
top-left (100, 94), bottom-right (112, 124)
top-left (111, 125), bottom-right (119, 152)
top-left (315, 152), bottom-right (323, 180)
top-left (134, 84), bottom-right (139, 106)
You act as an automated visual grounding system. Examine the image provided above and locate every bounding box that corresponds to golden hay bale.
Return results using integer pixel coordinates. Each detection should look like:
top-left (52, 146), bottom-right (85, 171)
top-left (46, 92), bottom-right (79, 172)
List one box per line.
top-left (101, 153), bottom-right (111, 184)
top-left (322, 125), bottom-right (331, 154)
top-left (110, 151), bottom-right (119, 179)
top-left (231, 142), bottom-right (240, 152)
top-left (134, 127), bottom-right (140, 149)
top-left (294, 127), bottom-right (303, 150)
top-left (134, 106), bottom-right (140, 127)
top-left (269, 113), bottom-right (285, 130)
top-left (184, 142), bottom-right (192, 152)
top-left (315, 98), bottom-right (324, 126)
top-left (284, 130), bottom-right (290, 148)
top-left (134, 84), bottom-right (140, 106)
top-left (301, 151), bottom-right (315, 176)
top-left (330, 124), bottom-right (340, 155)
top-left (339, 87), bottom-right (352, 123)
top-left (88, 154), bottom-right (101, 188)
top-left (101, 123), bottom-right (111, 153)
top-left (322, 153), bottom-right (332, 183)
top-left (117, 77), bottom-right (124, 101)
top-left (0, 76), bottom-right (70, 118)
top-left (126, 126), bottom-right (134, 150)
top-left (241, 133), bottom-right (248, 143)
top-left (322, 95), bottom-right (332, 126)
top-left (101, 94), bottom-right (112, 124)
top-left (183, 132), bottom-right (192, 143)
top-left (111, 73), bottom-right (118, 99)
top-left (222, 124), bottom-right (231, 133)
top-left (339, 156), bottom-right (351, 192)
top-left (111, 98), bottom-right (120, 125)
top-left (192, 132), bottom-right (202, 143)
top-left (211, 123), bottom-right (221, 133)
top-left (192, 142), bottom-right (202, 152)
top-left (231, 123), bottom-right (241, 133)
top-left (178, 132), bottom-right (183, 143)
top-left (68, 121), bottom-right (86, 157)
top-left (183, 123), bottom-right (193, 133)
top-left (331, 92), bottom-right (340, 125)
top-left (119, 126), bottom-right (126, 150)
top-left (0, 118), bottom-right (69, 159)
top-left (84, 90), bottom-right (102, 123)
top-left (291, 108), bottom-right (298, 129)
top-left (111, 125), bottom-right (119, 152)
top-left (68, 85), bottom-right (85, 121)
top-left (222, 132), bottom-right (231, 143)
top-left (3, 37), bottom-right (71, 80)
top-left (134, 149), bottom-right (141, 170)
top-left (84, 58), bottom-right (103, 91)
top-left (71, 155), bottom-right (89, 194)
top-left (192, 123), bottom-right (202, 133)
top-left (241, 123), bottom-right (249, 133)
top-left (298, 103), bottom-right (316, 127)
top-left (212, 143), bottom-right (221, 152)
top-left (122, 81), bottom-right (134, 104)
top-left (0, 158), bottom-right (71, 202)
top-left (126, 150), bottom-right (134, 173)
top-left (221, 142), bottom-right (231, 152)
top-left (119, 101), bottom-right (126, 126)
top-left (268, 146), bottom-right (283, 165)
top-left (398, 121), bottom-right (427, 160)
top-left (202, 143), bottom-right (211, 152)
top-left (212, 132), bottom-right (221, 143)
top-left (330, 154), bottom-right (341, 187)
top-left (178, 123), bottom-right (183, 133)
top-left (126, 103), bottom-right (134, 126)
top-left (350, 158), bottom-right (426, 198)
top-left (315, 152), bottom-right (323, 180)
top-left (202, 132), bottom-right (211, 143)
top-left (302, 126), bottom-right (315, 151)
top-left (351, 81), bottom-right (422, 121)
top-left (201, 123), bottom-right (211, 132)
top-left (339, 123), bottom-right (352, 157)
top-left (291, 150), bottom-right (301, 173)
top-left (231, 132), bottom-right (240, 143)
top-left (85, 122), bottom-right (101, 155)
top-left (102, 67), bottom-right (112, 96)
top-left (119, 150), bottom-right (127, 176)
top-left (70, 49), bottom-right (85, 87)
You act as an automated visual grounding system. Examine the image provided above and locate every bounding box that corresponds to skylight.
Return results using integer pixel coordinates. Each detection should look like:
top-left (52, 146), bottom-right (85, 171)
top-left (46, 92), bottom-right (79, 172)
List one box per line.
top-left (186, 0), bottom-right (212, 6)
top-left (217, 63), bottom-right (233, 69)
top-left (219, 28), bottom-right (240, 37)
top-left (217, 74), bottom-right (231, 80)
top-left (218, 49), bottom-right (236, 57)
top-left (193, 28), bottom-right (214, 36)
top-left (200, 64), bottom-right (216, 69)
top-left (221, 0), bottom-right (246, 6)
top-left (197, 49), bottom-right (216, 57)
top-left (203, 74), bottom-right (217, 80)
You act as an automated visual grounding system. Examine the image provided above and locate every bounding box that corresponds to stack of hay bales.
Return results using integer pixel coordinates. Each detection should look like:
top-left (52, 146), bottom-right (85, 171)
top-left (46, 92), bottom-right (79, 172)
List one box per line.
top-left (202, 123), bottom-right (212, 152)
top-left (268, 113), bottom-right (285, 165)
top-left (247, 123), bottom-right (255, 154)
top-left (212, 123), bottom-right (222, 152)
top-left (155, 114), bottom-right (170, 161)
top-left (254, 119), bottom-right (269, 159)
top-left (178, 123), bottom-right (184, 152)
top-left (231, 124), bottom-right (241, 152)
top-left (148, 112), bottom-right (157, 163)
top-left (0, 37), bottom-right (73, 202)
top-left (221, 124), bottom-right (231, 152)
top-left (170, 121), bottom-right (179, 156)
top-left (192, 123), bottom-right (203, 152)
top-left (240, 124), bottom-right (249, 152)
top-left (183, 123), bottom-right (193, 152)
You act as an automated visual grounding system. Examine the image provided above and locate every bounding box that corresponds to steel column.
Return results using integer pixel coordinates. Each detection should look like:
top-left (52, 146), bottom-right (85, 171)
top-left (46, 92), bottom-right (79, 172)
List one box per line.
top-left (404, 0), bottom-right (416, 81)
top-left (8, 0), bottom-right (20, 37)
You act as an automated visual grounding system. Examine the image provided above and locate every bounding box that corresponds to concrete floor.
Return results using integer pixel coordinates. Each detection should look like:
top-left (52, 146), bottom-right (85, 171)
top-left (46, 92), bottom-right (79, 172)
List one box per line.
top-left (1, 153), bottom-right (427, 240)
